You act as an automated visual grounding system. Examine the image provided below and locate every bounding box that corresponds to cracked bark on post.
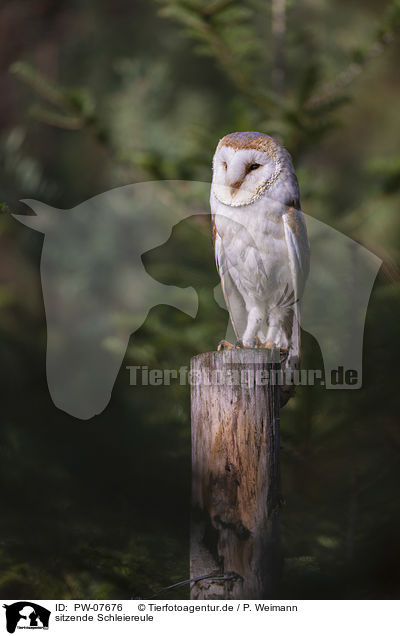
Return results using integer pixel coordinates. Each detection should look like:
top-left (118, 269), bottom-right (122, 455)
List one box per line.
top-left (190, 349), bottom-right (281, 600)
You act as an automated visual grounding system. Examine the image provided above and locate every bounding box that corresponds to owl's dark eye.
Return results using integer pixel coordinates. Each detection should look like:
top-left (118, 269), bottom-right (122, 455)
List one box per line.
top-left (222, 161), bottom-right (227, 169)
top-left (248, 163), bottom-right (261, 172)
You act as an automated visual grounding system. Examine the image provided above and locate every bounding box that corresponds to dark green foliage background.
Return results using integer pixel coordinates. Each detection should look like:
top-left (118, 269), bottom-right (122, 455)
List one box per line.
top-left (0, 0), bottom-right (399, 599)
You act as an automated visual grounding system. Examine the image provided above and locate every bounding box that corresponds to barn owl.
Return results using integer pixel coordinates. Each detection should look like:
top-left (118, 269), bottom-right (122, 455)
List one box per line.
top-left (211, 131), bottom-right (310, 371)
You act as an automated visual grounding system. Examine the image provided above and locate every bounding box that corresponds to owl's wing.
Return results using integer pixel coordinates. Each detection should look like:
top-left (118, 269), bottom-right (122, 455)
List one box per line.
top-left (283, 207), bottom-right (310, 300)
top-left (282, 207), bottom-right (310, 359)
top-left (212, 215), bottom-right (247, 340)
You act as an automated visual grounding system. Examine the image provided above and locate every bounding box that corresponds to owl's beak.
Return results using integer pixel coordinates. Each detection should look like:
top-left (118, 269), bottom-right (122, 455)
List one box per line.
top-left (230, 180), bottom-right (243, 196)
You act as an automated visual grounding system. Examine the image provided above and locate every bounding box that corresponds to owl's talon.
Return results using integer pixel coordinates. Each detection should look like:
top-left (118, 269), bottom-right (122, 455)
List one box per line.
top-left (254, 340), bottom-right (275, 350)
top-left (280, 348), bottom-right (289, 362)
top-left (217, 340), bottom-right (234, 351)
top-left (234, 340), bottom-right (244, 349)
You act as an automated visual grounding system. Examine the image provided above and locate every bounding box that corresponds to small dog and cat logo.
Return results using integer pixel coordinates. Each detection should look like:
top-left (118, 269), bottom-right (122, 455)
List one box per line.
top-left (2, 603), bottom-right (50, 633)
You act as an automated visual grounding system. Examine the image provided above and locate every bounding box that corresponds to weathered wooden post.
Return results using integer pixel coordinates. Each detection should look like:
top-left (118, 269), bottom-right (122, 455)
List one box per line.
top-left (190, 348), bottom-right (281, 600)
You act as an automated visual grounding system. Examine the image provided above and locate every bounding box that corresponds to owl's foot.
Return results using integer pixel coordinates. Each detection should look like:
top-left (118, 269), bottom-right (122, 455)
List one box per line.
top-left (235, 340), bottom-right (266, 349)
top-left (217, 340), bottom-right (235, 351)
top-left (253, 338), bottom-right (279, 350)
top-left (239, 338), bottom-right (278, 349)
top-left (253, 339), bottom-right (289, 361)
top-left (238, 338), bottom-right (265, 348)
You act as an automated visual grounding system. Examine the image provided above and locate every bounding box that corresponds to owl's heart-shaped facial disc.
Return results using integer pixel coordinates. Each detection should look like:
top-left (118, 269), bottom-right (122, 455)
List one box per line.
top-left (212, 144), bottom-right (281, 207)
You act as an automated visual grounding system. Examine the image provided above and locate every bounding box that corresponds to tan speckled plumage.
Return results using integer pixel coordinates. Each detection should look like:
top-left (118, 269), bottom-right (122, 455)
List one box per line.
top-left (217, 132), bottom-right (280, 155)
